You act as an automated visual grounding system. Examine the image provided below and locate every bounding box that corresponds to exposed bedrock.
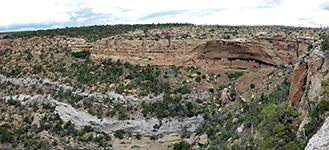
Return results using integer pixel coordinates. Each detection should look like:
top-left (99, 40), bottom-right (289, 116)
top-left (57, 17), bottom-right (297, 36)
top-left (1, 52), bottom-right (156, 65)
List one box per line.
top-left (0, 36), bottom-right (311, 70)
top-left (91, 37), bottom-right (311, 69)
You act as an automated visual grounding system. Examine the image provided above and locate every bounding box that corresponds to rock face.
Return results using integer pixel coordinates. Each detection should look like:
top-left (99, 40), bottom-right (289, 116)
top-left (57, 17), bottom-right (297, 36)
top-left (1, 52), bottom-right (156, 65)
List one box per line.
top-left (289, 56), bottom-right (308, 106)
top-left (0, 36), bottom-right (311, 70)
top-left (305, 116), bottom-right (329, 150)
top-left (304, 43), bottom-right (327, 101)
top-left (56, 102), bottom-right (203, 136)
top-left (295, 41), bottom-right (329, 149)
top-left (2, 92), bottom-right (204, 136)
top-left (290, 41), bottom-right (327, 107)
top-left (92, 37), bottom-right (311, 70)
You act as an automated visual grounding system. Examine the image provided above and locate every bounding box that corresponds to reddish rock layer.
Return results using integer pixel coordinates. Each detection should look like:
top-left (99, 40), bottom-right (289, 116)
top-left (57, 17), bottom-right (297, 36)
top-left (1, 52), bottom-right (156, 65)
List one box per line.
top-left (289, 58), bottom-right (308, 106)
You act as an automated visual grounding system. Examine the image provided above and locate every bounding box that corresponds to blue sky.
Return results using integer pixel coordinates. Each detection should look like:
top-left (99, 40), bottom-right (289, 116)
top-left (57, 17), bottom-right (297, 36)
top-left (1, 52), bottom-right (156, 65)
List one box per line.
top-left (1, 0), bottom-right (329, 32)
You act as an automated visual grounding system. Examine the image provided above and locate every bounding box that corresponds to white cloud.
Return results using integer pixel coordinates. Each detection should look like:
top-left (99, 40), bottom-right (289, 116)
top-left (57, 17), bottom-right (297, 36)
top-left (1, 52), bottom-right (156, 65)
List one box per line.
top-left (77, 17), bottom-right (87, 22)
top-left (0, 0), bottom-right (328, 31)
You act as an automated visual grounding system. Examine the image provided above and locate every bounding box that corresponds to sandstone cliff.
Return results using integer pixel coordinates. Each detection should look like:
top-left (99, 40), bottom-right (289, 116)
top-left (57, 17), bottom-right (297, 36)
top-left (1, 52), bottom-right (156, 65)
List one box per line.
top-left (290, 41), bottom-right (327, 106)
top-left (290, 40), bottom-right (329, 149)
top-left (0, 36), bottom-right (311, 70)
top-left (92, 37), bottom-right (311, 70)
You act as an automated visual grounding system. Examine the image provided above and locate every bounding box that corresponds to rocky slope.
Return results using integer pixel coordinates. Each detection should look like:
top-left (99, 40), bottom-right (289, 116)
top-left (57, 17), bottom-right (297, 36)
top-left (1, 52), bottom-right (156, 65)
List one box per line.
top-left (285, 39), bottom-right (329, 150)
top-left (1, 25), bottom-right (329, 149)
top-left (305, 116), bottom-right (329, 150)
top-left (0, 74), bottom-right (206, 136)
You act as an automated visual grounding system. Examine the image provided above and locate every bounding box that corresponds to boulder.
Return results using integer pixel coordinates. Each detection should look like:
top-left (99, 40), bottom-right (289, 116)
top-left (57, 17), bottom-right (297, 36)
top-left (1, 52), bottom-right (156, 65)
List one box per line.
top-left (185, 139), bottom-right (194, 145)
top-left (236, 123), bottom-right (244, 133)
top-left (221, 87), bottom-right (231, 104)
top-left (198, 134), bottom-right (208, 145)
top-left (233, 118), bottom-right (239, 123)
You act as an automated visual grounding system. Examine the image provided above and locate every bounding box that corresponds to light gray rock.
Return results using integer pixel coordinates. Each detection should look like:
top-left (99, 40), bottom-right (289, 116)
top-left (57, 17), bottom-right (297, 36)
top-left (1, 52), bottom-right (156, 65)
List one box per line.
top-left (56, 102), bottom-right (204, 136)
top-left (237, 123), bottom-right (244, 133)
top-left (305, 116), bottom-right (329, 150)
top-left (221, 87), bottom-right (231, 104)
top-left (233, 118), bottom-right (239, 123)
top-left (0, 74), bottom-right (204, 136)
top-left (198, 134), bottom-right (208, 145)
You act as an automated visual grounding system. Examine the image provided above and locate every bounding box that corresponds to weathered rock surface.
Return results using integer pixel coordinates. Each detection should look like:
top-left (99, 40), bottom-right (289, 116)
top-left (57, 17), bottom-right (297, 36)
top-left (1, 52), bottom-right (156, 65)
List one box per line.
top-left (0, 36), bottom-right (312, 70)
top-left (56, 102), bottom-right (204, 136)
top-left (305, 116), bottom-right (329, 150)
top-left (293, 41), bottom-right (327, 109)
top-left (304, 42), bottom-right (327, 101)
top-left (296, 41), bottom-right (329, 149)
top-left (0, 74), bottom-right (204, 136)
top-left (289, 56), bottom-right (308, 106)
top-left (2, 93), bottom-right (204, 136)
top-left (221, 87), bottom-right (232, 104)
top-left (198, 134), bottom-right (209, 145)
top-left (93, 37), bottom-right (311, 70)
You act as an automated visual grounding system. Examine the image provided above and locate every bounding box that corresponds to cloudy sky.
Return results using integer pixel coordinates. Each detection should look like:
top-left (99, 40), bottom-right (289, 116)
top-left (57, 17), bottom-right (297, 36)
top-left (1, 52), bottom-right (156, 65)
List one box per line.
top-left (1, 0), bottom-right (329, 32)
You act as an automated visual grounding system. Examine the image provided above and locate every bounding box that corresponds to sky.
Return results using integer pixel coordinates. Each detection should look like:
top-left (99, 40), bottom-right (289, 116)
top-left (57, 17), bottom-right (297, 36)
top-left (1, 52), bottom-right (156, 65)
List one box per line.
top-left (1, 0), bottom-right (329, 32)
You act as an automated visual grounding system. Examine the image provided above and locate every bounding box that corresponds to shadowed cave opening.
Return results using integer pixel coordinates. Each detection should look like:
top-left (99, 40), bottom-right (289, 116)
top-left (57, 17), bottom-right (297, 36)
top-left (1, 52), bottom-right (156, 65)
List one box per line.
top-left (227, 58), bottom-right (277, 67)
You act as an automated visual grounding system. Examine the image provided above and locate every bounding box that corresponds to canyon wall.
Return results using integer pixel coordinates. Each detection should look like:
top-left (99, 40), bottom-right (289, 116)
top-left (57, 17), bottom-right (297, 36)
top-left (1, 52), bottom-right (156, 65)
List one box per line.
top-left (91, 37), bottom-right (312, 69)
top-left (0, 36), bottom-right (311, 70)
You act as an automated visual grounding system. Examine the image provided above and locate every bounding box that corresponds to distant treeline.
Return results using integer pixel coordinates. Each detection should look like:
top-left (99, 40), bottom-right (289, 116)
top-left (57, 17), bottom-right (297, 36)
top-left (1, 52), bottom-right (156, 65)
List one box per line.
top-left (1, 23), bottom-right (194, 41)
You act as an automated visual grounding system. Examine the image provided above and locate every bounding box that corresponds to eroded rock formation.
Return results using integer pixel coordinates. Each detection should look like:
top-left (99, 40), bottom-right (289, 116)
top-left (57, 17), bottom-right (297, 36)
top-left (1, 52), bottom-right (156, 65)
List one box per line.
top-left (289, 56), bottom-right (308, 106)
top-left (92, 37), bottom-right (311, 70)
top-left (0, 35), bottom-right (311, 70)
top-left (305, 116), bottom-right (329, 150)
top-left (0, 74), bottom-right (205, 136)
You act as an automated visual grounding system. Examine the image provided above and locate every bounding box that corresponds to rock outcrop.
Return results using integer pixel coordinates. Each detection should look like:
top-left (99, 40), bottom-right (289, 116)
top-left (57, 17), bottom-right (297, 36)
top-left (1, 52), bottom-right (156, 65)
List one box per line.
top-left (289, 56), bottom-right (308, 106)
top-left (2, 93), bottom-right (204, 136)
top-left (0, 36), bottom-right (311, 71)
top-left (56, 101), bottom-right (204, 136)
top-left (305, 116), bottom-right (329, 150)
top-left (289, 40), bottom-right (329, 107)
top-left (92, 37), bottom-right (311, 70)
top-left (0, 74), bottom-right (204, 136)
top-left (295, 41), bottom-right (329, 149)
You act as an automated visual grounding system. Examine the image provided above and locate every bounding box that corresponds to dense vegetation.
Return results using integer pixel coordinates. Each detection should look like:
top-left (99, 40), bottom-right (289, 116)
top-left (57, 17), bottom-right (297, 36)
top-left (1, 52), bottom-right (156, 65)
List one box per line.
top-left (0, 95), bottom-right (111, 149)
top-left (2, 23), bottom-right (193, 41)
top-left (184, 79), bottom-right (308, 149)
top-left (71, 50), bottom-right (90, 58)
top-left (321, 34), bottom-right (329, 51)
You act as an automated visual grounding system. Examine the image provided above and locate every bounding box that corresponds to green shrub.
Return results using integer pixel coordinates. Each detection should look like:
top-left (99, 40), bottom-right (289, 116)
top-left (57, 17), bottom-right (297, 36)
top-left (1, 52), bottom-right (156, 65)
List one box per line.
top-left (52, 139), bottom-right (58, 146)
top-left (260, 103), bottom-right (303, 149)
top-left (307, 43), bottom-right (313, 50)
top-left (0, 127), bottom-right (14, 143)
top-left (195, 76), bottom-right (201, 82)
top-left (196, 98), bottom-right (203, 103)
top-left (173, 140), bottom-right (190, 150)
top-left (71, 50), bottom-right (90, 58)
top-left (304, 100), bottom-right (329, 139)
top-left (250, 83), bottom-right (255, 89)
top-left (114, 130), bottom-right (125, 139)
top-left (227, 72), bottom-right (244, 80)
top-left (150, 134), bottom-right (158, 140)
top-left (136, 133), bottom-right (141, 140)
top-left (321, 35), bottom-right (329, 51)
